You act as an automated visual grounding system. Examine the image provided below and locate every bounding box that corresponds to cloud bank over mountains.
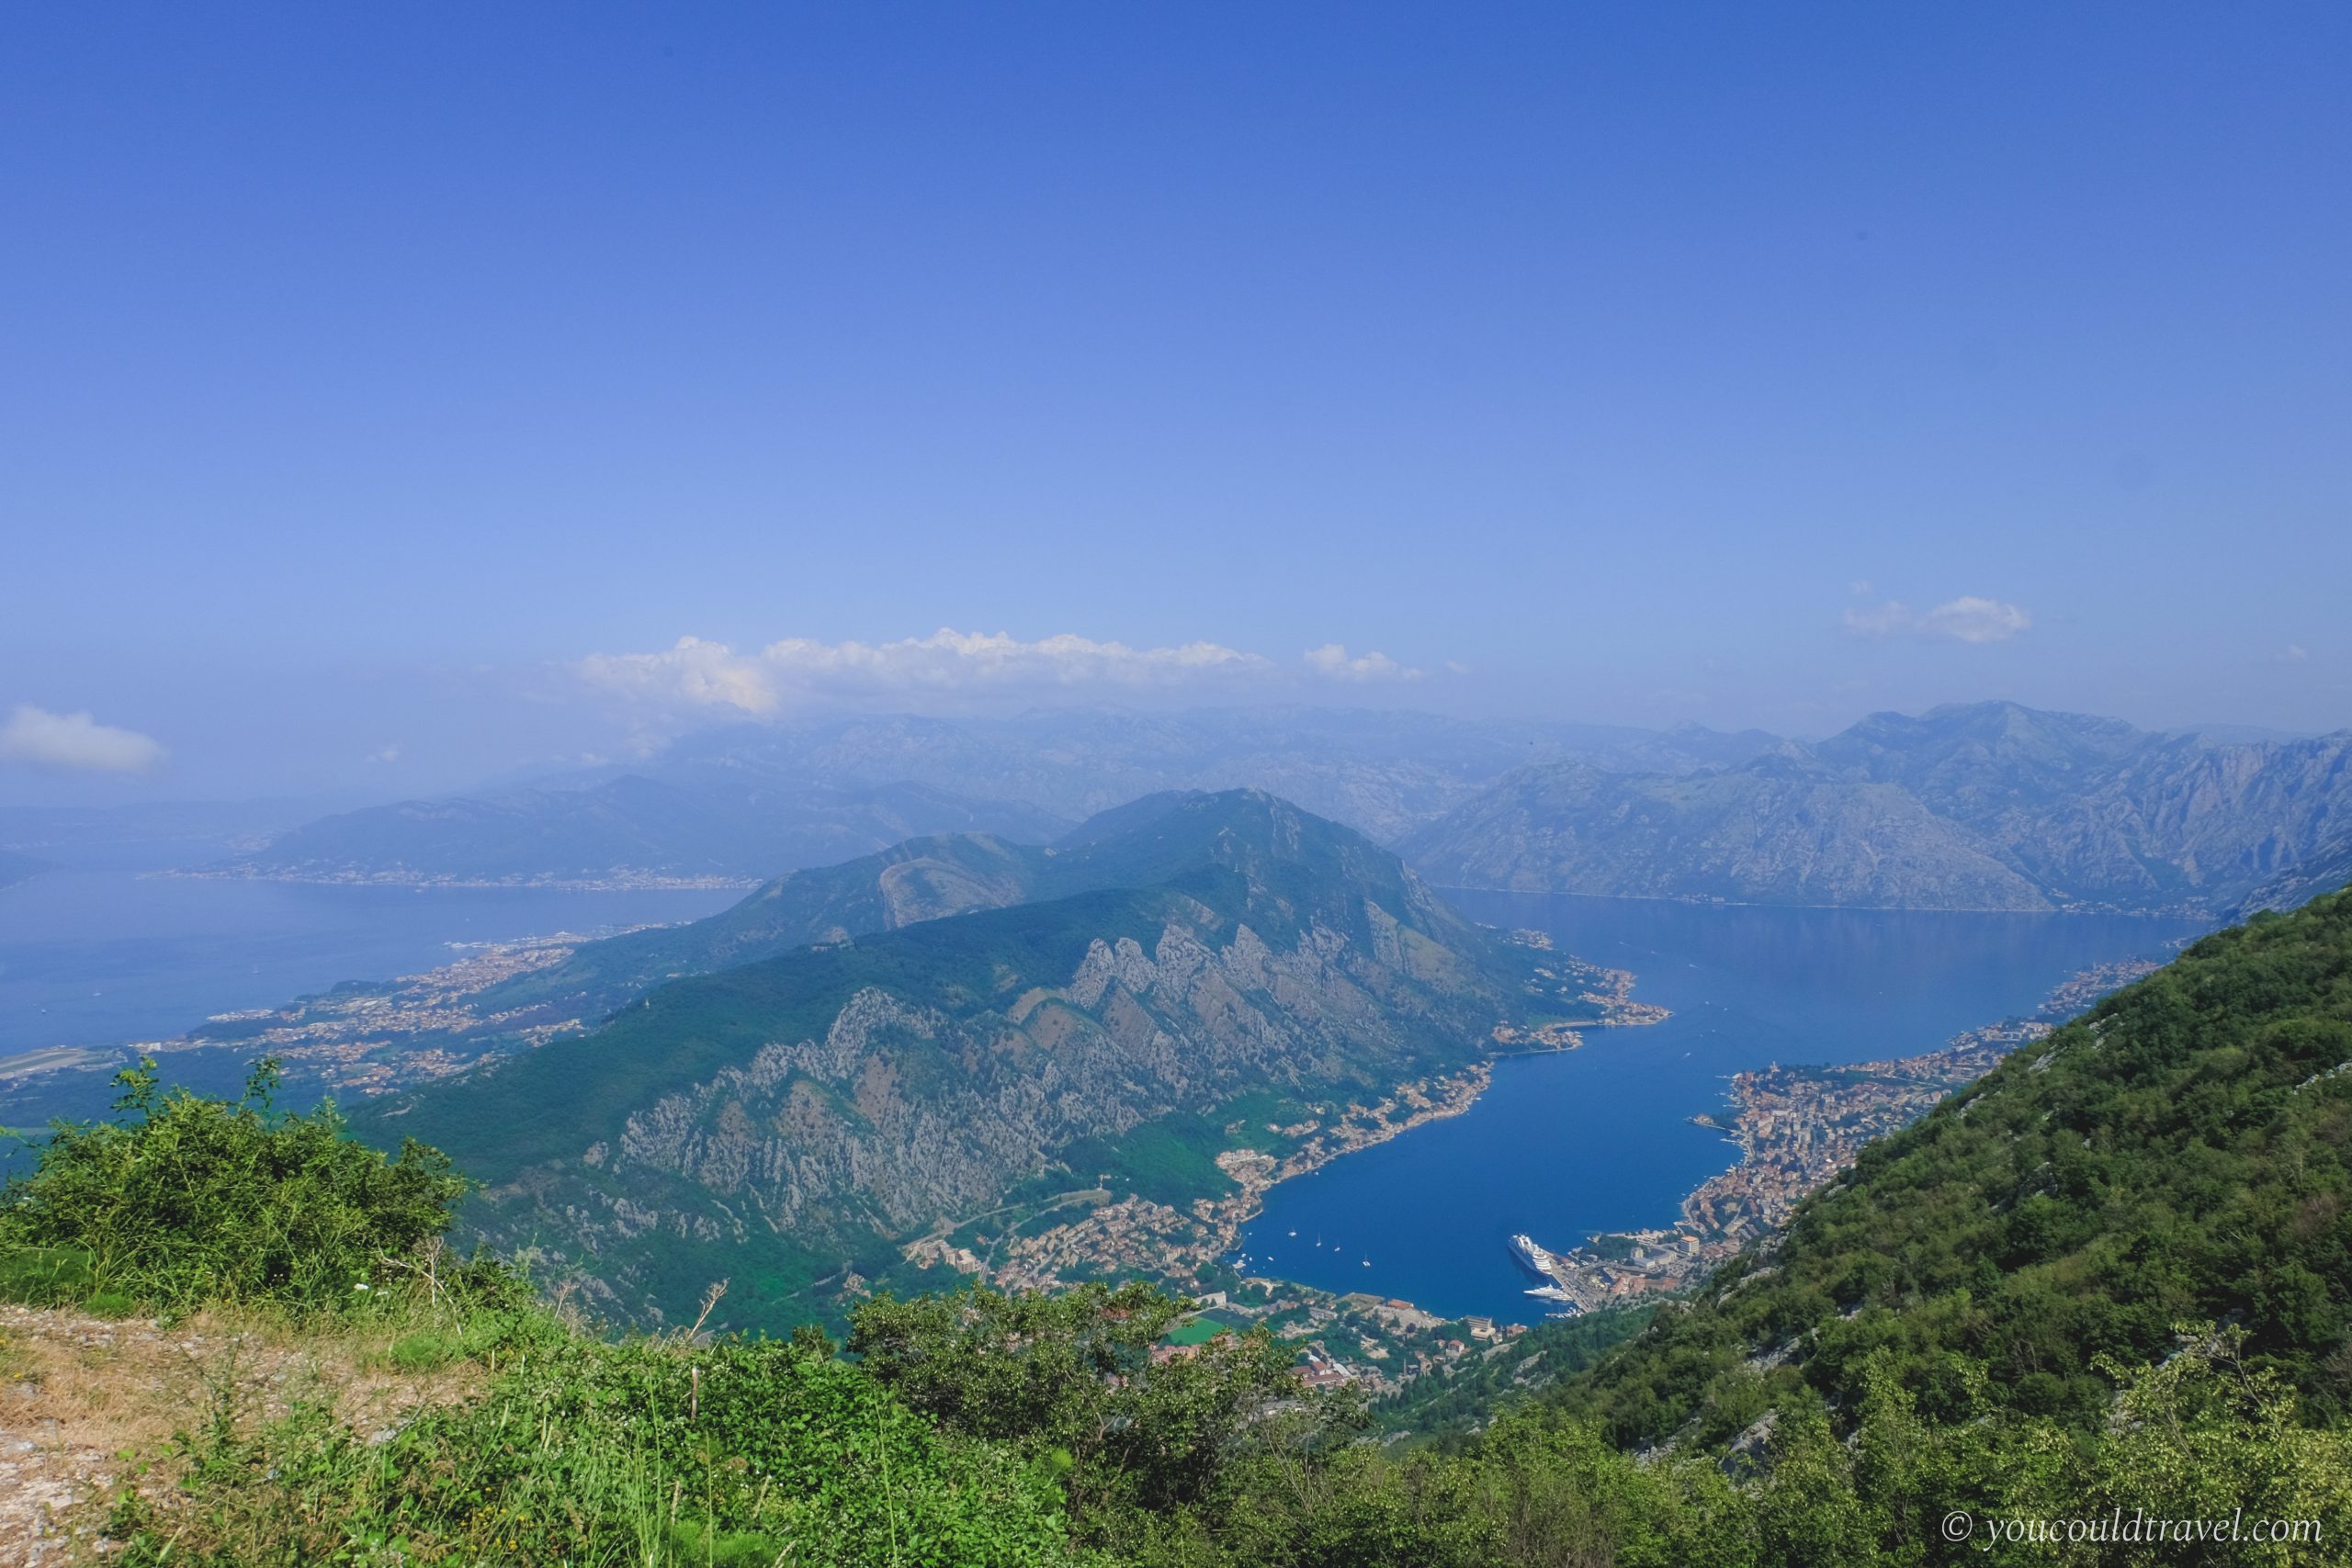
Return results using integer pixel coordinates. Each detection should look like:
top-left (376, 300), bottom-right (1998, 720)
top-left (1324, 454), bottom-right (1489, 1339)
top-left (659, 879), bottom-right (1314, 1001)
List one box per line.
top-left (578, 628), bottom-right (1427, 716)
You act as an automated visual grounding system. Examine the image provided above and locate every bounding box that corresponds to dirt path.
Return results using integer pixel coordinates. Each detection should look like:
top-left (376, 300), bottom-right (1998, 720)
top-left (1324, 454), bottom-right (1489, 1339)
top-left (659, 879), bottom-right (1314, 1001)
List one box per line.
top-left (0, 1303), bottom-right (479, 1565)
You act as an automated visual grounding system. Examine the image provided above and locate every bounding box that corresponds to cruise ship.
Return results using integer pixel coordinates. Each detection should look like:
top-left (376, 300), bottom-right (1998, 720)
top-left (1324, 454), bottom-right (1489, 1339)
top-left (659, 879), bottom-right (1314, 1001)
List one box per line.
top-left (1507, 1233), bottom-right (1562, 1280)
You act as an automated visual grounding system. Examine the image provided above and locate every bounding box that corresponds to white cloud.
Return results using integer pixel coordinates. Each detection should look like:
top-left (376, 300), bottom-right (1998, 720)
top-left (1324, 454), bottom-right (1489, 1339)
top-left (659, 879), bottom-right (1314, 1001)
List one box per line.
top-left (580, 629), bottom-right (1275, 715)
top-left (1304, 644), bottom-right (1423, 682)
top-left (2279, 645), bottom-right (2310, 664)
top-left (1920, 596), bottom-right (2033, 643)
top-left (0, 705), bottom-right (166, 773)
top-left (580, 636), bottom-right (784, 714)
top-left (1844, 595), bottom-right (2032, 645)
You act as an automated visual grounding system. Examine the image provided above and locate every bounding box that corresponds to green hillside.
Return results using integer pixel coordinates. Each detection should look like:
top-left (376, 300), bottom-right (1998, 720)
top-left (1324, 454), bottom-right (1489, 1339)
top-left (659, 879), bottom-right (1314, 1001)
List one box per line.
top-left (472, 786), bottom-right (1462, 1022)
top-left (469, 829), bottom-right (1048, 1016)
top-left (1555, 886), bottom-right (2352, 1450)
top-left (354, 791), bottom-right (1562, 1330)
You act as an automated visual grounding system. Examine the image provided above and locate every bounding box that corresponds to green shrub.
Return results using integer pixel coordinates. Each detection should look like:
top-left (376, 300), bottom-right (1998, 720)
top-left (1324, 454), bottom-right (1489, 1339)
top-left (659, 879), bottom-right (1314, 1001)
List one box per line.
top-left (850, 1280), bottom-right (1303, 1540)
top-left (0, 1057), bottom-right (471, 1313)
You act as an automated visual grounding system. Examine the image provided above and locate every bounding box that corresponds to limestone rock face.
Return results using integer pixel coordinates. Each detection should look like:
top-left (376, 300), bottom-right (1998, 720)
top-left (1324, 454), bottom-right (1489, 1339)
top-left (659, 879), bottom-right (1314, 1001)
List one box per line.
top-left (360, 789), bottom-right (1531, 1327)
top-left (1407, 704), bottom-right (2352, 915)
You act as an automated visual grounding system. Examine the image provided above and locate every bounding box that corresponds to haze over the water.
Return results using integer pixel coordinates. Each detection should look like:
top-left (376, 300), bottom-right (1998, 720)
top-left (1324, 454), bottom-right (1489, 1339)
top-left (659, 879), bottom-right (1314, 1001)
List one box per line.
top-left (5, 5), bottom-right (2346, 807)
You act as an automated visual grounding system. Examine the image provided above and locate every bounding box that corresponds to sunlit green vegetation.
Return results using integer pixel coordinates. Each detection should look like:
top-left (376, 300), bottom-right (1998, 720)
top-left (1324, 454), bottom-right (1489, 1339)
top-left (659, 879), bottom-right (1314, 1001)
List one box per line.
top-left (0, 1056), bottom-right (474, 1314)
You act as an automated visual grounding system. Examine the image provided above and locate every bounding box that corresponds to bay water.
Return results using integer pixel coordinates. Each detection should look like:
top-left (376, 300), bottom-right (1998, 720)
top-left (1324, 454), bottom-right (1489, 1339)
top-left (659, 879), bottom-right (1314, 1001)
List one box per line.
top-left (0, 835), bottom-right (739, 1060)
top-left (1236, 892), bottom-right (2208, 1325)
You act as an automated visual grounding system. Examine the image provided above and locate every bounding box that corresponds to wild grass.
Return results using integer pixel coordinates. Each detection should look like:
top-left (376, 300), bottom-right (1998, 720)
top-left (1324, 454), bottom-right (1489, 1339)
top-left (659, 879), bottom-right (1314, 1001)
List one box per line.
top-left (87, 1280), bottom-right (1079, 1567)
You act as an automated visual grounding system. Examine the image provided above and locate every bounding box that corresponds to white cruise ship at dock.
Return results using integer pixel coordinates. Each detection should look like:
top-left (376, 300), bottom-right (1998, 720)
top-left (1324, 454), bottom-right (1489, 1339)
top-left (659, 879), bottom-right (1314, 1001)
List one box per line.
top-left (1508, 1232), bottom-right (1563, 1279)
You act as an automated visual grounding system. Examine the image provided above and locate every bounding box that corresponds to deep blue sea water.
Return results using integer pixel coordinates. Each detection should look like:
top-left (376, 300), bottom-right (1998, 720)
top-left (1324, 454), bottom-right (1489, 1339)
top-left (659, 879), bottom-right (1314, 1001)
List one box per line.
top-left (0, 836), bottom-right (740, 1059)
top-left (1237, 893), bottom-right (2209, 1325)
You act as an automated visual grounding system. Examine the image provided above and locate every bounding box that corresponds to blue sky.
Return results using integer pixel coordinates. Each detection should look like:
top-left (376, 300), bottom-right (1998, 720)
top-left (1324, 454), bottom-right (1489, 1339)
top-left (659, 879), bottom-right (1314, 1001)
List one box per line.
top-left (4, 4), bottom-right (2347, 802)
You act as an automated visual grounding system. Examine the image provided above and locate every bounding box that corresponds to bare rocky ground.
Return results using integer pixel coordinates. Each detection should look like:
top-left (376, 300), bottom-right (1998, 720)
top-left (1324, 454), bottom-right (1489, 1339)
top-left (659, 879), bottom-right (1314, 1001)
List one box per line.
top-left (0, 1303), bottom-right (478, 1565)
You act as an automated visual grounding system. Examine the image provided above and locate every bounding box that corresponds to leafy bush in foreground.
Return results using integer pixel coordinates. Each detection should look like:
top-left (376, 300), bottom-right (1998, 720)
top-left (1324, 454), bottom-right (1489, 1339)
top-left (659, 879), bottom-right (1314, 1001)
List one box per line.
top-left (850, 1280), bottom-right (1305, 1542)
top-left (0, 1056), bottom-right (471, 1312)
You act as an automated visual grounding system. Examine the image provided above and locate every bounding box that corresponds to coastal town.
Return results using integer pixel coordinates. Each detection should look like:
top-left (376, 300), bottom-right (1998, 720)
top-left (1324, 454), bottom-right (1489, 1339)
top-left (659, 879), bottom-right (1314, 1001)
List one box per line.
top-left (899, 928), bottom-right (1692, 1393)
top-left (1504, 930), bottom-right (1675, 1028)
top-left (92, 931), bottom-right (619, 1099)
top-left (906, 1069), bottom-right (1494, 1293)
top-left (1503, 957), bottom-right (2154, 1314)
top-left (2038, 956), bottom-right (2162, 1016)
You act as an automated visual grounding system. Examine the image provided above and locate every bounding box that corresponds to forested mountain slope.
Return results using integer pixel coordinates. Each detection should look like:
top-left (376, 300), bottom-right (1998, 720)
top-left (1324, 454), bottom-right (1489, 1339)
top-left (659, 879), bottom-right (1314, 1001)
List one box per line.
top-left (356, 791), bottom-right (1566, 1329)
top-left (471, 788), bottom-right (1474, 1020)
top-left (1553, 886), bottom-right (2352, 1450)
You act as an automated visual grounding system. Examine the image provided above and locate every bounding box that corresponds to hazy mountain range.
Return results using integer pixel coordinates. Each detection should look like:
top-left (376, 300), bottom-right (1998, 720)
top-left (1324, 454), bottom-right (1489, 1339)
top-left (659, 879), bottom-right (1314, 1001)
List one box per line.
top-left (201, 708), bottom-right (1779, 887)
top-left (209, 775), bottom-right (1073, 887)
top-left (198, 700), bottom-right (2352, 915)
top-left (353, 791), bottom-right (1584, 1325)
top-left (1405, 702), bottom-right (2352, 914)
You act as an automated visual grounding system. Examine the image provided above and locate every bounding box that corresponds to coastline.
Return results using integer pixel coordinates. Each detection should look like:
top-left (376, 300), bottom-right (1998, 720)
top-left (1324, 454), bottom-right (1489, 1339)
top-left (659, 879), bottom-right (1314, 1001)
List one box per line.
top-left (923, 934), bottom-right (1684, 1299)
top-left (1432, 883), bottom-right (2218, 922)
top-left (1511, 955), bottom-right (2172, 1313)
top-left (907, 1065), bottom-right (1496, 1293)
top-left (153, 867), bottom-right (760, 893)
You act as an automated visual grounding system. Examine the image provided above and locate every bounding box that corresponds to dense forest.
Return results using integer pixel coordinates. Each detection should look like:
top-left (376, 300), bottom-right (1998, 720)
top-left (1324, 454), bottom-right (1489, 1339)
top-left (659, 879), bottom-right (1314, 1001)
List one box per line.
top-left (4, 890), bottom-right (2350, 1563)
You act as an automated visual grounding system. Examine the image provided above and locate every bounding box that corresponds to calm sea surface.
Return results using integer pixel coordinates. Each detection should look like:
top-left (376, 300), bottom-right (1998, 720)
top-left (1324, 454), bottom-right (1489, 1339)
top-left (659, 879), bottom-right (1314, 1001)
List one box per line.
top-left (0, 837), bottom-right (740, 1059)
top-left (1237, 892), bottom-right (2209, 1325)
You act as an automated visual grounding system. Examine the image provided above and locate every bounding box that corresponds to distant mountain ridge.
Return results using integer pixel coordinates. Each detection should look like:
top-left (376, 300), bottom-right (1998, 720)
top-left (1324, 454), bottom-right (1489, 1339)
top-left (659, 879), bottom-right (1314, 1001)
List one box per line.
top-left (207, 775), bottom-right (1073, 887)
top-left (198, 700), bottom-right (2352, 912)
top-left (354, 791), bottom-right (1575, 1327)
top-left (1405, 701), bottom-right (2352, 914)
top-left (648, 708), bottom-right (1782, 840)
top-left (203, 708), bottom-right (1782, 887)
